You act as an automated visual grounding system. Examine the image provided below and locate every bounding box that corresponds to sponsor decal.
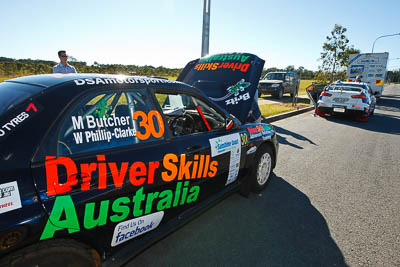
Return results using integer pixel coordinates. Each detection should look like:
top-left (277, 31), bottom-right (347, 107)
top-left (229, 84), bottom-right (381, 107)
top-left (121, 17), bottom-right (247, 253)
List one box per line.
top-left (111, 211), bottom-right (164, 246)
top-left (227, 79), bottom-right (251, 96)
top-left (210, 134), bottom-right (241, 185)
top-left (240, 132), bottom-right (248, 146)
top-left (73, 77), bottom-right (177, 86)
top-left (359, 56), bottom-right (380, 64)
top-left (94, 99), bottom-right (112, 118)
top-left (368, 74), bottom-right (374, 77)
top-left (247, 125), bottom-right (273, 139)
top-left (194, 62), bottom-right (250, 72)
top-left (0, 102), bottom-right (40, 140)
top-left (0, 181), bottom-right (22, 214)
top-left (208, 79), bottom-right (251, 106)
top-left (350, 65), bottom-right (364, 75)
top-left (71, 114), bottom-right (135, 144)
top-left (69, 110), bottom-right (164, 145)
top-left (225, 93), bottom-right (250, 106)
top-left (199, 54), bottom-right (250, 63)
top-left (376, 80), bottom-right (383, 86)
top-left (44, 153), bottom-right (218, 196)
top-left (40, 181), bottom-right (199, 240)
top-left (375, 74), bottom-right (383, 78)
top-left (246, 146), bottom-right (257, 155)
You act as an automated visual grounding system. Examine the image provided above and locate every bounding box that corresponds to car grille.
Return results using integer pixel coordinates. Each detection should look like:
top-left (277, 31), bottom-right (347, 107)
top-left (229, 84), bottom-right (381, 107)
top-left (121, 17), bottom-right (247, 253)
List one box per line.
top-left (333, 97), bottom-right (349, 103)
top-left (258, 83), bottom-right (272, 89)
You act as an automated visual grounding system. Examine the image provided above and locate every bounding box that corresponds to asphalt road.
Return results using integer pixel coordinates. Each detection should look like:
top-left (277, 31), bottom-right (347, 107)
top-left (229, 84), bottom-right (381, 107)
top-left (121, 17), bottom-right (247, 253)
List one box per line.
top-left (126, 84), bottom-right (400, 267)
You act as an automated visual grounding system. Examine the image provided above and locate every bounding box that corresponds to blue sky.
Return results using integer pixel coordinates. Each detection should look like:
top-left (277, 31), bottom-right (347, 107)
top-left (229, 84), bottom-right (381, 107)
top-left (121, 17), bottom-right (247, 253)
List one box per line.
top-left (1, 0), bottom-right (399, 70)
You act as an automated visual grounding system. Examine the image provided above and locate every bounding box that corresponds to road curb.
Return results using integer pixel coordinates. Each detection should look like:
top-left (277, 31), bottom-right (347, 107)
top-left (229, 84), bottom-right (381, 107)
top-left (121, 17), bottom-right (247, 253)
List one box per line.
top-left (261, 106), bottom-right (314, 123)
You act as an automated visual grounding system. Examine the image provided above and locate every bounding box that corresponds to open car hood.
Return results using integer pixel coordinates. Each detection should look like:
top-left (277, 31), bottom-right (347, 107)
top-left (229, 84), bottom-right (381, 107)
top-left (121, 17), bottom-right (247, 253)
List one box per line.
top-left (177, 52), bottom-right (265, 124)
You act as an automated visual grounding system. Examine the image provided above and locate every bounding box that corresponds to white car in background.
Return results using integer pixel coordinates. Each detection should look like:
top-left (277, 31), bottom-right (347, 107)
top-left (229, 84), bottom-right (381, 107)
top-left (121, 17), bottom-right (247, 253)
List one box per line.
top-left (316, 81), bottom-right (376, 122)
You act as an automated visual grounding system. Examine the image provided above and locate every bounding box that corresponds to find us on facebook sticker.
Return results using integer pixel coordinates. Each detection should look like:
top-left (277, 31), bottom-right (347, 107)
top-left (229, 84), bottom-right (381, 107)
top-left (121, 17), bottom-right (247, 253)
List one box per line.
top-left (111, 211), bottom-right (164, 247)
top-left (0, 181), bottom-right (22, 214)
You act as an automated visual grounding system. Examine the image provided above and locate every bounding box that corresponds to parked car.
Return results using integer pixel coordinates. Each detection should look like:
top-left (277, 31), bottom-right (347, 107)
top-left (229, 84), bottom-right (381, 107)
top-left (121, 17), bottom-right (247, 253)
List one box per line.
top-left (0, 73), bottom-right (278, 266)
top-left (316, 81), bottom-right (375, 122)
top-left (258, 72), bottom-right (299, 99)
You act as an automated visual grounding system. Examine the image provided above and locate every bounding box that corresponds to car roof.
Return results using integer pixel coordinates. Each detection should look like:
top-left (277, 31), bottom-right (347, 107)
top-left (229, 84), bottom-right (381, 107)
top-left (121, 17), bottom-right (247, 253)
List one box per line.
top-left (5, 74), bottom-right (183, 88)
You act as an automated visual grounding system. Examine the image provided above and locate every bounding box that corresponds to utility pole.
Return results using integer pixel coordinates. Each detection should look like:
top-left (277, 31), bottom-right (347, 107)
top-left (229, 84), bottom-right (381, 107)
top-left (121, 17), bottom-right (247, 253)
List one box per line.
top-left (201, 0), bottom-right (210, 57)
top-left (372, 33), bottom-right (400, 53)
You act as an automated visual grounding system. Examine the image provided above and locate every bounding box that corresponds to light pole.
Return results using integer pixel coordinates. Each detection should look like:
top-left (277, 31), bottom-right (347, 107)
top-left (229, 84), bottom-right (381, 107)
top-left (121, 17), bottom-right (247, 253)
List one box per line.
top-left (201, 0), bottom-right (210, 57)
top-left (371, 33), bottom-right (400, 53)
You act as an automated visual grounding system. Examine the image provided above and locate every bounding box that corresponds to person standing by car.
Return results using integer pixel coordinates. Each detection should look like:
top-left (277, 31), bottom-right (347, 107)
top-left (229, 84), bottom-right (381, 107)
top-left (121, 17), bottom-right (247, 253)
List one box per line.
top-left (53, 50), bottom-right (77, 73)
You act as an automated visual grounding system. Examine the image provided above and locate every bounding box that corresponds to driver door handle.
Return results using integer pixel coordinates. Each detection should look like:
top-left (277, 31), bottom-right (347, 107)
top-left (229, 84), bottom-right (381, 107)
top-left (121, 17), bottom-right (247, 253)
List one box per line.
top-left (186, 145), bottom-right (201, 151)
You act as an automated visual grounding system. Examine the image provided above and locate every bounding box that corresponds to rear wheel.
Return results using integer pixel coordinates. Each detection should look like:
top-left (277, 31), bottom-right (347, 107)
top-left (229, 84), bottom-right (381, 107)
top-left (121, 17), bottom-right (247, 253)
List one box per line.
top-left (316, 107), bottom-right (326, 117)
top-left (1, 239), bottom-right (101, 267)
top-left (250, 145), bottom-right (274, 192)
top-left (356, 113), bottom-right (369, 122)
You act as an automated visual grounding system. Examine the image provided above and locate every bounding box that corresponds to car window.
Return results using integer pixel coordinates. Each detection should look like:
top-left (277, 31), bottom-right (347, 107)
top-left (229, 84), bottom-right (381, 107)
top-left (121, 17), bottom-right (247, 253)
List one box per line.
top-left (326, 86), bottom-right (362, 92)
top-left (154, 92), bottom-right (225, 137)
top-left (0, 82), bottom-right (43, 116)
top-left (57, 89), bottom-right (164, 155)
top-left (265, 73), bottom-right (284, 80)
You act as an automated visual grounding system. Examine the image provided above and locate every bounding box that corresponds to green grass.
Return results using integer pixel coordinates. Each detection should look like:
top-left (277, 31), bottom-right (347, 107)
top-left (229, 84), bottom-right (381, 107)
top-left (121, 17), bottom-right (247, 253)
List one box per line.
top-left (298, 79), bottom-right (315, 95)
top-left (259, 103), bottom-right (308, 117)
top-left (165, 76), bottom-right (177, 81)
top-left (259, 104), bottom-right (295, 117)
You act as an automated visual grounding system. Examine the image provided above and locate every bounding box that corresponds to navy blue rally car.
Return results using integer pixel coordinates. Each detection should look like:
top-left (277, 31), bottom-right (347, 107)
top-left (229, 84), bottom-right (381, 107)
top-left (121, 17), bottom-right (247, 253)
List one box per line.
top-left (0, 54), bottom-right (278, 266)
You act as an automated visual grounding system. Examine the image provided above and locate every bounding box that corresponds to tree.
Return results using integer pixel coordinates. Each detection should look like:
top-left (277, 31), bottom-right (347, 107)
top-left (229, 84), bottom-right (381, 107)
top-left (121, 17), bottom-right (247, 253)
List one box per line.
top-left (320, 24), bottom-right (351, 83)
top-left (285, 65), bottom-right (295, 72)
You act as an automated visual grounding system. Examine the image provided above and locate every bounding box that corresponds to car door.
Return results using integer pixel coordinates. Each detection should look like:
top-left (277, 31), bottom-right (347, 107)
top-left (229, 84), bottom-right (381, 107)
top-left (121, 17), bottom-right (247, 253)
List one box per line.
top-left (30, 87), bottom-right (196, 249)
top-left (152, 88), bottom-right (246, 200)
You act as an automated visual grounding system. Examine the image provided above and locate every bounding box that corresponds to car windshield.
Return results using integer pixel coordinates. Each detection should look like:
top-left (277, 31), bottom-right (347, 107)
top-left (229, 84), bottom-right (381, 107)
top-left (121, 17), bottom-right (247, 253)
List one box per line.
top-left (341, 83), bottom-right (367, 90)
top-left (0, 82), bottom-right (44, 116)
top-left (265, 73), bottom-right (284, 80)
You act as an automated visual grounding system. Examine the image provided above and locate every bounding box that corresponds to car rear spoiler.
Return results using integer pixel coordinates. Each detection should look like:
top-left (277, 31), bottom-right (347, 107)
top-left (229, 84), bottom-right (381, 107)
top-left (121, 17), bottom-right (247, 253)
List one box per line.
top-left (177, 53), bottom-right (265, 124)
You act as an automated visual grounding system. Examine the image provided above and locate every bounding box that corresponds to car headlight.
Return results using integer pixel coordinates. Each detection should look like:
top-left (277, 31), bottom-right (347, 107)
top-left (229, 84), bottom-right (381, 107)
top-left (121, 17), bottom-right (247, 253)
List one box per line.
top-left (271, 84), bottom-right (280, 88)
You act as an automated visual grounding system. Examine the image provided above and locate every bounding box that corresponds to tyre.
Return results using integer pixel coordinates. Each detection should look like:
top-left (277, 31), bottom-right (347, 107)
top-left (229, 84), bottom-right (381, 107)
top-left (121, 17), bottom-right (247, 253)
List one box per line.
top-left (258, 91), bottom-right (262, 98)
top-left (1, 239), bottom-right (101, 267)
top-left (356, 113), bottom-right (369, 122)
top-left (316, 107), bottom-right (326, 117)
top-left (250, 145), bottom-right (274, 193)
top-left (290, 92), bottom-right (294, 98)
top-left (274, 89), bottom-right (283, 99)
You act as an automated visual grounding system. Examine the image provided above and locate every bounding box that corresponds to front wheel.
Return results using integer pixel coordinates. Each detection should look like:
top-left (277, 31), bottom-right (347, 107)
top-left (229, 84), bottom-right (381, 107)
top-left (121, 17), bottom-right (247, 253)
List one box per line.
top-left (0, 239), bottom-right (101, 267)
top-left (250, 145), bottom-right (274, 192)
top-left (274, 89), bottom-right (283, 99)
